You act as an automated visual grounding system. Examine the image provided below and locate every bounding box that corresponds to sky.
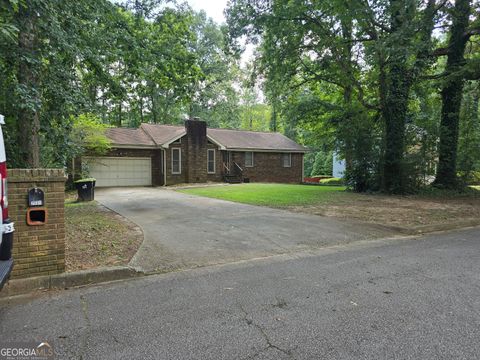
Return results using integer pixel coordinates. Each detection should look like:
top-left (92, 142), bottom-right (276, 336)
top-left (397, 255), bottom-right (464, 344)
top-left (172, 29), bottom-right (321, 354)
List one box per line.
top-left (184, 0), bottom-right (255, 65)
top-left (185, 0), bottom-right (260, 100)
top-left (112, 1), bottom-right (254, 64)
top-left (112, 0), bottom-right (229, 24)
top-left (185, 0), bottom-right (228, 24)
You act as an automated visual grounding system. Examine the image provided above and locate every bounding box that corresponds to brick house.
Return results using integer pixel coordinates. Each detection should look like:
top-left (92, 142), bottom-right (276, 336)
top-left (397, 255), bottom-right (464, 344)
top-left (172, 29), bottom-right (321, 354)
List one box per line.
top-left (82, 119), bottom-right (308, 187)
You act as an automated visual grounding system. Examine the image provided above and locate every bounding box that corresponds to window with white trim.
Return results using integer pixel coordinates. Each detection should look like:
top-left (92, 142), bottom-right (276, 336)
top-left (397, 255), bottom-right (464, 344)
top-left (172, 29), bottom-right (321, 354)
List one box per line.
top-left (207, 149), bottom-right (215, 174)
top-left (171, 148), bottom-right (181, 174)
top-left (282, 153), bottom-right (291, 167)
top-left (245, 152), bottom-right (254, 167)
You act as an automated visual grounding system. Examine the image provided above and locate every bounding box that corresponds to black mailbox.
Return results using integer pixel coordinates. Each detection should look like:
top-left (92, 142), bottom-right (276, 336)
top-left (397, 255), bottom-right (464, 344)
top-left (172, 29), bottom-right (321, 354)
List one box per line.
top-left (27, 188), bottom-right (47, 226)
top-left (28, 188), bottom-right (45, 207)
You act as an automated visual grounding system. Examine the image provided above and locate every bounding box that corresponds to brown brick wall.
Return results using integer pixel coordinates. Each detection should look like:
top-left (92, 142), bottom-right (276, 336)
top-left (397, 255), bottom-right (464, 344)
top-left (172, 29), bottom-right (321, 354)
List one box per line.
top-left (230, 151), bottom-right (303, 183)
top-left (165, 139), bottom-right (188, 185)
top-left (9, 169), bottom-right (67, 278)
top-left (206, 144), bottom-right (224, 182)
top-left (164, 138), bottom-right (224, 185)
top-left (101, 147), bottom-right (303, 185)
top-left (84, 121), bottom-right (304, 186)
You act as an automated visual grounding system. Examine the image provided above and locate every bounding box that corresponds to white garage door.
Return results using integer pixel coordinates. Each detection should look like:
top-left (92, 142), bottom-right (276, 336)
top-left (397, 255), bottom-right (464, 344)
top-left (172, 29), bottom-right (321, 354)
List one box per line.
top-left (84, 157), bottom-right (152, 187)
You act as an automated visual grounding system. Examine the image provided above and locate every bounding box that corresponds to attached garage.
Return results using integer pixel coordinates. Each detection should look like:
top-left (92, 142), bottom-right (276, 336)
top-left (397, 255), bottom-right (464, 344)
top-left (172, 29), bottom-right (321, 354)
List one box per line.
top-left (83, 156), bottom-right (152, 187)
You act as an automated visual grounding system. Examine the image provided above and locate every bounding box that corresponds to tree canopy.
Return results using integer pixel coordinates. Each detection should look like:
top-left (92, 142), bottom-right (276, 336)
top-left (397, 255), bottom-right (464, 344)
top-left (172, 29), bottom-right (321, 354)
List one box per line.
top-left (0, 0), bottom-right (265, 168)
top-left (1, 0), bottom-right (479, 193)
top-left (226, 0), bottom-right (480, 193)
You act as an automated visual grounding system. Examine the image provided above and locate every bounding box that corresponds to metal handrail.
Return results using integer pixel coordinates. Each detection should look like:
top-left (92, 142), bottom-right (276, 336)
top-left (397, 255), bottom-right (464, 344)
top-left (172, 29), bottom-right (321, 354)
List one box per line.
top-left (223, 162), bottom-right (230, 173)
top-left (233, 162), bottom-right (243, 173)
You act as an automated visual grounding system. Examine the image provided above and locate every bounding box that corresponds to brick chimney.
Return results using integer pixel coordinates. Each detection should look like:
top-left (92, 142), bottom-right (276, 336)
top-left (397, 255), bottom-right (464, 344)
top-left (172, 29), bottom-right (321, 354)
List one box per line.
top-left (185, 118), bottom-right (207, 183)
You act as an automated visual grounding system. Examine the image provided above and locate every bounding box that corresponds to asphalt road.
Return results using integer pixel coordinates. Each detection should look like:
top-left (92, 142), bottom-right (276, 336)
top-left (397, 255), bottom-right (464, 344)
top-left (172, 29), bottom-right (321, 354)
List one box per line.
top-left (96, 187), bottom-right (395, 272)
top-left (1, 227), bottom-right (479, 359)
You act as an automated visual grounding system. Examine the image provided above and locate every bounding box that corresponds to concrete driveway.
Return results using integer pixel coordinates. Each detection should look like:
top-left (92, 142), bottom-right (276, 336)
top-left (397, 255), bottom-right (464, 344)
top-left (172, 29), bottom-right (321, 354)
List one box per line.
top-left (96, 187), bottom-right (397, 273)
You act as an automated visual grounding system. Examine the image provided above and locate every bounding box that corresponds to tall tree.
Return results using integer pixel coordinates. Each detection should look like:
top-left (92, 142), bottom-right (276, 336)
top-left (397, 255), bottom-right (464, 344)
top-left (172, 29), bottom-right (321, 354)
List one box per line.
top-left (15, 1), bottom-right (40, 167)
top-left (434, 0), bottom-right (472, 188)
top-left (187, 11), bottom-right (241, 128)
top-left (226, 0), bottom-right (439, 193)
top-left (0, 0), bottom-right (206, 167)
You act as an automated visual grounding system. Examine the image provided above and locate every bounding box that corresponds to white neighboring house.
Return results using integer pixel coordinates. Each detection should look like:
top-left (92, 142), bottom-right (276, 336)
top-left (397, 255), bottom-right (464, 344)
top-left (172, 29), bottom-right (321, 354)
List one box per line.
top-left (333, 151), bottom-right (346, 178)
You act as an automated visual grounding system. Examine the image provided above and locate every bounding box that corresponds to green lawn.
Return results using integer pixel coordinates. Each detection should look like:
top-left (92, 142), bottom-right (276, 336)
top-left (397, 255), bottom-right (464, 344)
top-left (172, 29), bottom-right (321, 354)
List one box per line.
top-left (178, 183), bottom-right (480, 229)
top-left (178, 183), bottom-right (347, 207)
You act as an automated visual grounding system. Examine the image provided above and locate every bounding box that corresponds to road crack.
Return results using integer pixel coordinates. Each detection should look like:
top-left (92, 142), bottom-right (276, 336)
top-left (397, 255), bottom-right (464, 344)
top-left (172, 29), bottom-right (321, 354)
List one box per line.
top-left (79, 295), bottom-right (91, 360)
top-left (237, 303), bottom-right (295, 359)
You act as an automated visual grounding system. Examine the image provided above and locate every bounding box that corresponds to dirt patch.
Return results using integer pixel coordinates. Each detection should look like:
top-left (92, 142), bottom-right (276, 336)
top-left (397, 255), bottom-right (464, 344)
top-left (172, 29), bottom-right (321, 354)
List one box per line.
top-left (286, 192), bottom-right (480, 230)
top-left (65, 200), bottom-right (143, 272)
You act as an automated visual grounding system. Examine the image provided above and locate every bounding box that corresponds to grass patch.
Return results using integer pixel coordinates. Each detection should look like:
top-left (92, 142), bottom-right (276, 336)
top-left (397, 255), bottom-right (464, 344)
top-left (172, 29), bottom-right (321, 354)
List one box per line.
top-left (65, 200), bottom-right (143, 271)
top-left (178, 183), bottom-right (347, 207)
top-left (178, 183), bottom-right (480, 229)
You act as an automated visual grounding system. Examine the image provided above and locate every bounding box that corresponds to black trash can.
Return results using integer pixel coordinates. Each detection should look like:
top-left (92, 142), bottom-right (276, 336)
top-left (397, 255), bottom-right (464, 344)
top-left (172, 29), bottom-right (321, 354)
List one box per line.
top-left (75, 178), bottom-right (96, 202)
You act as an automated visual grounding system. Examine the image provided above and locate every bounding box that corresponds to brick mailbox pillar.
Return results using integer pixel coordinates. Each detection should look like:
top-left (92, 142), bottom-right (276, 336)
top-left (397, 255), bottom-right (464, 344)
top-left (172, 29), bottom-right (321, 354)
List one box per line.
top-left (9, 169), bottom-right (66, 278)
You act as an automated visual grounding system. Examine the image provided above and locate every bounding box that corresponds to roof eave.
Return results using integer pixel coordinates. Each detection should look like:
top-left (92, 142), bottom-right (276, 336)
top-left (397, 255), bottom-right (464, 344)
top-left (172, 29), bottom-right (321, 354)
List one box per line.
top-left (110, 144), bottom-right (157, 149)
top-left (207, 135), bottom-right (226, 150)
top-left (161, 131), bottom-right (187, 148)
top-left (225, 147), bottom-right (308, 153)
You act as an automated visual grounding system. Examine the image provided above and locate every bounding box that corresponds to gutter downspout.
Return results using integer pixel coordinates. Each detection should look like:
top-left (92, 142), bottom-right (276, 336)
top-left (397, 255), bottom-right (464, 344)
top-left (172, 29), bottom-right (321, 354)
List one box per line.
top-left (302, 153), bottom-right (305, 183)
top-left (163, 148), bottom-right (167, 186)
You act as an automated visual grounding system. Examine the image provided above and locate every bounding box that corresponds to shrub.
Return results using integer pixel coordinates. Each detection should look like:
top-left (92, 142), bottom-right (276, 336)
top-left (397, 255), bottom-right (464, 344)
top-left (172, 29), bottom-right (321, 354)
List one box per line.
top-left (70, 114), bottom-right (111, 156)
top-left (312, 175), bottom-right (332, 178)
top-left (458, 171), bottom-right (480, 185)
top-left (319, 177), bottom-right (344, 185)
top-left (304, 175), bottom-right (332, 184)
top-left (74, 178), bottom-right (96, 183)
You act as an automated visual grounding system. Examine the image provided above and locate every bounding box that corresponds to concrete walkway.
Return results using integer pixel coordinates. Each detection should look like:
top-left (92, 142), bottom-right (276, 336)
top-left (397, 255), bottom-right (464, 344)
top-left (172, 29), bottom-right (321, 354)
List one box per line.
top-left (96, 187), bottom-right (398, 273)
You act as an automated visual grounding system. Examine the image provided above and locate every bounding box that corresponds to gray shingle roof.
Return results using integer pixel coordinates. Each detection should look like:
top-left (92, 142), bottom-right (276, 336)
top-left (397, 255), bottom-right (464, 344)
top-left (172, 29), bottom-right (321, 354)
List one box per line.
top-left (140, 124), bottom-right (186, 145)
top-left (105, 128), bottom-right (155, 147)
top-left (208, 128), bottom-right (308, 152)
top-left (104, 123), bottom-right (307, 152)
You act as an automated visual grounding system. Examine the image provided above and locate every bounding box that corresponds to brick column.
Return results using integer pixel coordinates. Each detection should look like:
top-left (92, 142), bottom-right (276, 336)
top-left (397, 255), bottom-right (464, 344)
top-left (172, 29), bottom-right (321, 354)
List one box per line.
top-left (8, 169), bottom-right (66, 278)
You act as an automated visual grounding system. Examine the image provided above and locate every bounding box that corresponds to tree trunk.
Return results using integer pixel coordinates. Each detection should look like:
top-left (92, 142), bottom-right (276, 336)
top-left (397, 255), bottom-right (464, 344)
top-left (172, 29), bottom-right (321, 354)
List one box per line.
top-left (117, 102), bottom-right (122, 127)
top-left (88, 84), bottom-right (96, 104)
top-left (139, 96), bottom-right (144, 123)
top-left (150, 93), bottom-right (158, 123)
top-left (434, 0), bottom-right (471, 188)
top-left (340, 19), bottom-right (355, 186)
top-left (270, 97), bottom-right (278, 132)
top-left (17, 4), bottom-right (40, 168)
top-left (381, 0), bottom-right (412, 194)
top-left (382, 62), bottom-right (409, 193)
top-left (189, 101), bottom-right (194, 119)
top-left (101, 96), bottom-right (106, 122)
